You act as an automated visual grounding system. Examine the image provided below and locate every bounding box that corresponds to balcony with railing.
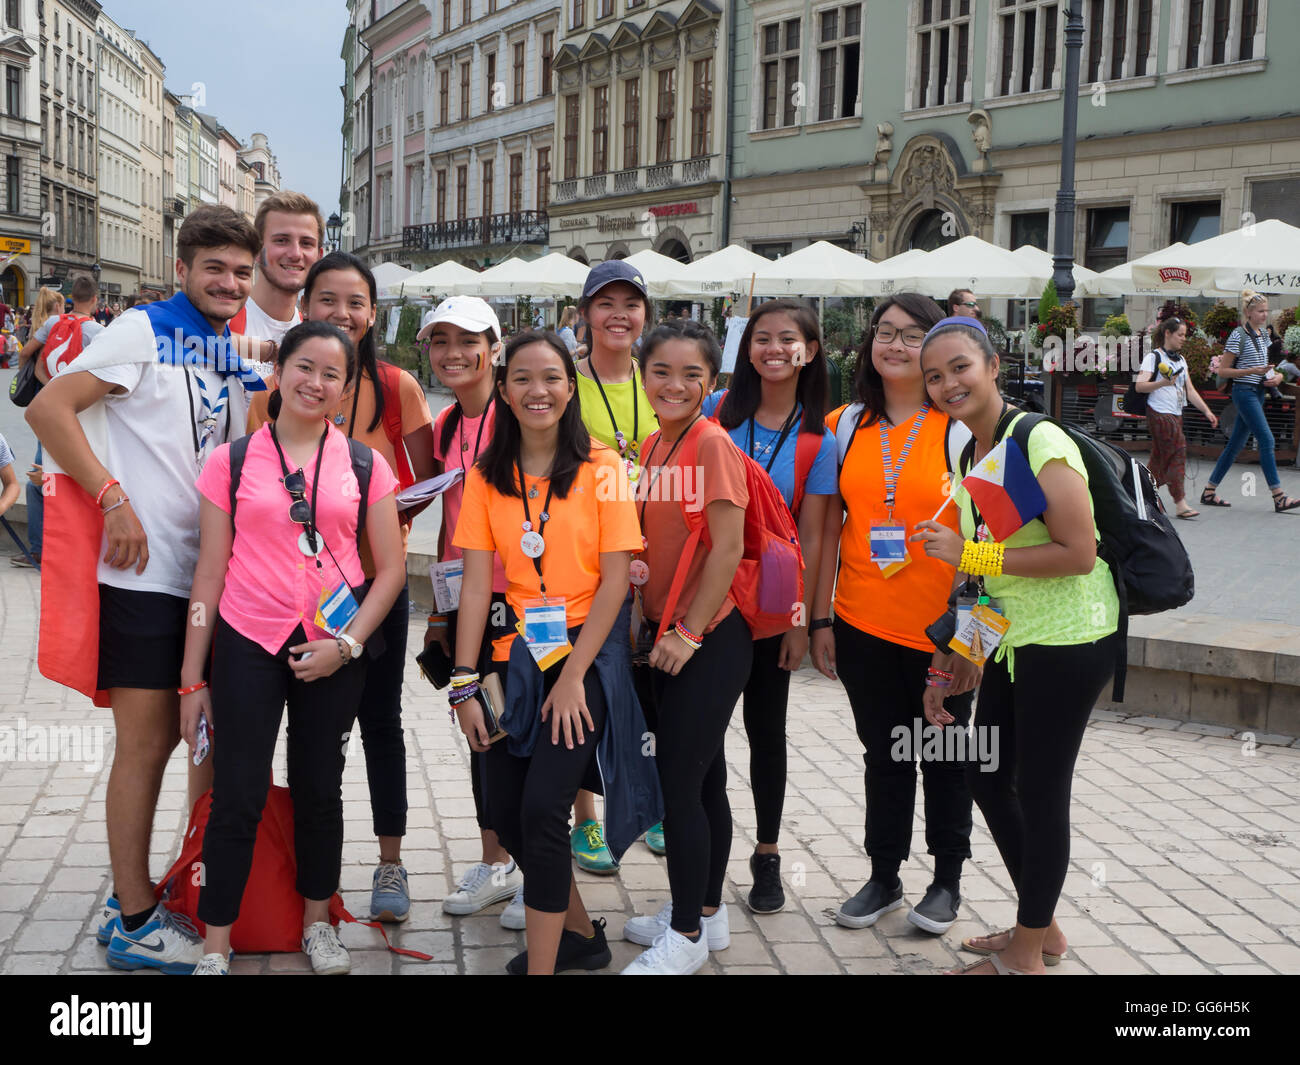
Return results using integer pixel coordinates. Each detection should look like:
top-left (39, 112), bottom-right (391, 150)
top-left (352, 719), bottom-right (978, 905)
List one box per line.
top-left (555, 179), bottom-right (578, 202)
top-left (403, 210), bottom-right (549, 252)
top-left (164, 196), bottom-right (185, 219)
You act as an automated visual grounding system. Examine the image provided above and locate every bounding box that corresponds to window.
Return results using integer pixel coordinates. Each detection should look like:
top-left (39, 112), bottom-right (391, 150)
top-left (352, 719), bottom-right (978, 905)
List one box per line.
top-left (1170, 200), bottom-right (1220, 245)
top-left (462, 0), bottom-right (471, 24)
top-left (5, 64), bottom-right (18, 117)
top-left (1184, 0), bottom-right (1261, 67)
top-left (485, 53), bottom-right (496, 113)
top-left (443, 0), bottom-right (452, 32)
top-left (655, 68), bottom-right (675, 163)
top-left (572, 0), bottom-right (585, 29)
top-left (1010, 210), bottom-right (1049, 250)
top-left (1081, 0), bottom-right (1154, 81)
top-left (563, 94), bottom-right (579, 179)
top-left (509, 153), bottom-right (523, 213)
top-left (592, 84), bottom-right (609, 173)
top-left (54, 113), bottom-right (62, 163)
top-left (1083, 205), bottom-right (1129, 327)
top-left (436, 169), bottom-right (447, 223)
top-left (760, 19), bottom-right (800, 129)
top-left (5, 0), bottom-right (19, 30)
top-left (597, 0), bottom-right (612, 17)
top-left (623, 78), bottom-right (640, 169)
top-left (996, 1), bottom-right (1060, 96)
top-left (817, 5), bottom-right (860, 121)
top-left (8, 155), bottom-right (20, 214)
top-left (439, 69), bottom-right (449, 125)
top-left (541, 32), bottom-right (554, 96)
top-left (456, 164), bottom-right (467, 220)
top-left (752, 241), bottom-right (792, 260)
top-left (481, 159), bottom-right (493, 220)
top-left (914, 0), bottom-right (971, 108)
top-left (459, 61), bottom-right (470, 121)
top-left (690, 59), bottom-right (712, 156)
top-left (537, 147), bottom-right (550, 211)
top-left (513, 42), bottom-right (525, 104)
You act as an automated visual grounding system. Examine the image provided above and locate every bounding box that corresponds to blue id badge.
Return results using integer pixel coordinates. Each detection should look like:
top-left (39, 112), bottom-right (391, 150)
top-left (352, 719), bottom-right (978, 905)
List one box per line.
top-left (316, 581), bottom-right (360, 636)
top-left (516, 598), bottom-right (572, 671)
top-left (869, 523), bottom-right (908, 564)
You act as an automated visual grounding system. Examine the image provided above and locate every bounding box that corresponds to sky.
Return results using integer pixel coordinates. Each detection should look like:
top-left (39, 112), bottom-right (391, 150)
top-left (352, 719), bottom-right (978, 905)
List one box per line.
top-left (108, 0), bottom-right (350, 219)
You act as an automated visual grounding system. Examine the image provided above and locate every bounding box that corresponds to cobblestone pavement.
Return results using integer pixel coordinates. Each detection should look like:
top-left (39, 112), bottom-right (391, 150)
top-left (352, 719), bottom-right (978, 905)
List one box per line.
top-left (1, 566), bottom-right (1297, 976)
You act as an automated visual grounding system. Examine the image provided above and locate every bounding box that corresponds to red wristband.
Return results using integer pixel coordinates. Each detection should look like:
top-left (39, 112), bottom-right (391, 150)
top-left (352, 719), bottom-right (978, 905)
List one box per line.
top-left (177, 681), bottom-right (208, 696)
top-left (96, 479), bottom-right (121, 507)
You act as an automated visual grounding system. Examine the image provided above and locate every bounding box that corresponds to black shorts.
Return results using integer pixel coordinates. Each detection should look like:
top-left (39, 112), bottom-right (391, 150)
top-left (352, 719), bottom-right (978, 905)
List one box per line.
top-left (97, 584), bottom-right (189, 691)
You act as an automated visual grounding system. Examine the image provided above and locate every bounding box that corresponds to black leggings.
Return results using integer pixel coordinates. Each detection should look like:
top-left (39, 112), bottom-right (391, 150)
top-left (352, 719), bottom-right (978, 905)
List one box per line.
top-left (834, 620), bottom-right (974, 884)
top-left (968, 635), bottom-right (1117, 929)
top-left (647, 609), bottom-right (752, 935)
top-left (483, 657), bottom-right (607, 914)
top-left (356, 584), bottom-right (409, 839)
top-left (198, 619), bottom-right (366, 927)
top-left (741, 634), bottom-right (791, 846)
top-left (447, 593), bottom-right (511, 832)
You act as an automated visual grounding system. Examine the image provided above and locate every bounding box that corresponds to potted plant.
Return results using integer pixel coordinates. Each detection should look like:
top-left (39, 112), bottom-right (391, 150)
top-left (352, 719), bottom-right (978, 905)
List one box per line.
top-left (1201, 302), bottom-right (1240, 344)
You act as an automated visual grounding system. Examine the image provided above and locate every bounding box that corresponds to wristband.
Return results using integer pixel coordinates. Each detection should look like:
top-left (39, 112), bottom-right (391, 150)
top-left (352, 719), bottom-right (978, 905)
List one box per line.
top-left (96, 479), bottom-right (121, 507)
top-left (925, 678), bottom-right (951, 688)
top-left (449, 672), bottom-right (480, 689)
top-left (673, 620), bottom-right (703, 650)
top-left (809, 618), bottom-right (832, 632)
top-left (427, 613), bottom-right (448, 626)
top-left (177, 681), bottom-right (208, 696)
top-left (927, 668), bottom-right (953, 680)
top-left (101, 495), bottom-right (130, 516)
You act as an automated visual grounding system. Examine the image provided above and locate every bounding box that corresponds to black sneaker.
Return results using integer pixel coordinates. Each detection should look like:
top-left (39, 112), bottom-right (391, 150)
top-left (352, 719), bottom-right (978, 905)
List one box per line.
top-left (747, 851), bottom-right (786, 914)
top-left (835, 879), bottom-right (904, 929)
top-left (907, 883), bottom-right (960, 934)
top-left (505, 917), bottom-right (612, 975)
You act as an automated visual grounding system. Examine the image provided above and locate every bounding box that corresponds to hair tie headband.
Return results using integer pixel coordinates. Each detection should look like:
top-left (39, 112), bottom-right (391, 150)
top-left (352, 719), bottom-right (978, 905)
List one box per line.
top-left (924, 315), bottom-right (990, 342)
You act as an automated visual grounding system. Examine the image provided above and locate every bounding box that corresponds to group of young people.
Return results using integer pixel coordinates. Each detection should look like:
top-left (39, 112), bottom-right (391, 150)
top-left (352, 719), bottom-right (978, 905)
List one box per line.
top-left (25, 188), bottom-right (1130, 977)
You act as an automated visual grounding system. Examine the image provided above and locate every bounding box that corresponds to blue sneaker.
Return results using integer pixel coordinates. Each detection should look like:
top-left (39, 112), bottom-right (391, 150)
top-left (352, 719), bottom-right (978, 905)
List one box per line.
top-left (570, 820), bottom-right (617, 875)
top-left (370, 862), bottom-right (410, 923)
top-left (644, 822), bottom-right (666, 856)
top-left (107, 904), bottom-right (204, 974)
top-left (96, 895), bottom-right (121, 945)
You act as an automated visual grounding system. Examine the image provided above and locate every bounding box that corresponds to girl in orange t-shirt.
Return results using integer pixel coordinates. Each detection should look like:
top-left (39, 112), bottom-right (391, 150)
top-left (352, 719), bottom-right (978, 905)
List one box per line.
top-left (810, 293), bottom-right (979, 937)
top-left (622, 319), bottom-right (751, 977)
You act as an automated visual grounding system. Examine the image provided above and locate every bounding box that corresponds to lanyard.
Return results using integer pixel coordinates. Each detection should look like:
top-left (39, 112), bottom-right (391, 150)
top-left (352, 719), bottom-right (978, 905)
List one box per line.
top-left (878, 406), bottom-right (929, 513)
top-left (458, 403), bottom-right (490, 462)
top-left (588, 358), bottom-right (639, 458)
top-left (270, 422), bottom-right (329, 557)
top-left (518, 454), bottom-right (557, 600)
top-left (746, 406), bottom-right (799, 475)
top-left (638, 415), bottom-right (701, 530)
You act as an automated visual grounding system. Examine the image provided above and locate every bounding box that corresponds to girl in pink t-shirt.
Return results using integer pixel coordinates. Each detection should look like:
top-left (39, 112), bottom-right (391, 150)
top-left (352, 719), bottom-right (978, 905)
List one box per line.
top-left (179, 321), bottom-right (405, 976)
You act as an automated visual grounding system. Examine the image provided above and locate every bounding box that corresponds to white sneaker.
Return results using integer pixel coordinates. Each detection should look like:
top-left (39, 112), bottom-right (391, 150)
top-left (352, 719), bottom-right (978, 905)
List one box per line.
top-left (105, 904), bottom-right (205, 975)
top-left (302, 922), bottom-right (351, 975)
top-left (499, 883), bottom-right (526, 930)
top-left (192, 953), bottom-right (230, 975)
top-left (622, 901), bottom-right (730, 950)
top-left (442, 860), bottom-right (523, 916)
top-left (621, 927), bottom-right (710, 976)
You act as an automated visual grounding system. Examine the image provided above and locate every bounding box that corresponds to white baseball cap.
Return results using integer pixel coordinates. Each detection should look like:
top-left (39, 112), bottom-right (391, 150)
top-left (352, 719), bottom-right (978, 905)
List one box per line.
top-left (417, 296), bottom-right (501, 342)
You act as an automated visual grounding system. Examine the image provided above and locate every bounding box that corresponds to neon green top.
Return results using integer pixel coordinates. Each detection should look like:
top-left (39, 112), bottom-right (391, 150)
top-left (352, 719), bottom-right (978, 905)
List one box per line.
top-left (575, 361), bottom-right (659, 456)
top-left (954, 413), bottom-right (1119, 675)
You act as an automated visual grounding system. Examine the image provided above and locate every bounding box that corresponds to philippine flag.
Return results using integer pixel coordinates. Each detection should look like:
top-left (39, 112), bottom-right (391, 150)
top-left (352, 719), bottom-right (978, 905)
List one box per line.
top-left (960, 437), bottom-right (1047, 542)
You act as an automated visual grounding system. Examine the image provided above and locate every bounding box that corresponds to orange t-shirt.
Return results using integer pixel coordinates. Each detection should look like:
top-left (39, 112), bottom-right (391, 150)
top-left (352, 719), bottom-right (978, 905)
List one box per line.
top-left (248, 363), bottom-right (433, 572)
top-left (827, 403), bottom-right (961, 652)
top-left (639, 420), bottom-right (749, 633)
top-left (453, 444), bottom-right (644, 660)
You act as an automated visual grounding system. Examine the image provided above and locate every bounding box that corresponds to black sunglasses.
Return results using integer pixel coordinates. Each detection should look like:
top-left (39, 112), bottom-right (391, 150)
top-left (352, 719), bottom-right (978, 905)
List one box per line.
top-left (282, 469), bottom-right (312, 526)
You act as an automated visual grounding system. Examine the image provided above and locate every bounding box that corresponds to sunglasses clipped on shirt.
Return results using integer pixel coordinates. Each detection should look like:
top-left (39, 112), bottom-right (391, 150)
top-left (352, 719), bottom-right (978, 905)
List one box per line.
top-left (282, 469), bottom-right (313, 526)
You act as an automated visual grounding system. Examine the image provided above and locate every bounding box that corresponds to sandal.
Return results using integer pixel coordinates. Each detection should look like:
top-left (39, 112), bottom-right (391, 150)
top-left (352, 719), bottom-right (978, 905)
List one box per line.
top-left (961, 928), bottom-right (1065, 966)
top-left (1200, 487), bottom-right (1231, 508)
top-left (946, 955), bottom-right (1029, 975)
top-left (1273, 492), bottom-right (1300, 513)
top-left (1175, 509), bottom-right (1199, 520)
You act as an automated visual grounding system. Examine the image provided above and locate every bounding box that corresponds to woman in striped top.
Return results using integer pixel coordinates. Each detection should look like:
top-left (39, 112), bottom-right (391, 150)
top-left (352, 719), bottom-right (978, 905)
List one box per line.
top-left (1201, 291), bottom-right (1299, 513)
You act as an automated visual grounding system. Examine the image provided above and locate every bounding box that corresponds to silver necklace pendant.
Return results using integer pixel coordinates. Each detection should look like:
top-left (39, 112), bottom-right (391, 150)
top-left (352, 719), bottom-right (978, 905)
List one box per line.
top-left (528, 486), bottom-right (538, 499)
top-left (333, 412), bottom-right (346, 426)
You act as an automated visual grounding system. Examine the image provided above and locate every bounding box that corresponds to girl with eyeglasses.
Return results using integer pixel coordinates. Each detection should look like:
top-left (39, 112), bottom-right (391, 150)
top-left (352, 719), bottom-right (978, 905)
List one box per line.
top-left (179, 321), bottom-right (406, 975)
top-left (810, 294), bottom-right (979, 937)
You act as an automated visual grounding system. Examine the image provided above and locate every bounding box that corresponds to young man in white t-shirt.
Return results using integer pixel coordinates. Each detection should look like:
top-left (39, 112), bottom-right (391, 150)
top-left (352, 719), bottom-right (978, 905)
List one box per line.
top-left (229, 190), bottom-right (324, 354)
top-left (27, 204), bottom-right (263, 974)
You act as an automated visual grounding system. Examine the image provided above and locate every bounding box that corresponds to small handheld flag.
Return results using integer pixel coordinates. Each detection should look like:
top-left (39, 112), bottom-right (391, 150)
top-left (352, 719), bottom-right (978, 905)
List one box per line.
top-left (960, 437), bottom-right (1047, 542)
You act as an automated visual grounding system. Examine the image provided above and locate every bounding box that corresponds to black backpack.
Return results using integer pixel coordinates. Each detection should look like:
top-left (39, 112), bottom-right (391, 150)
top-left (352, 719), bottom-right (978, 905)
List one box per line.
top-left (962, 410), bottom-right (1195, 701)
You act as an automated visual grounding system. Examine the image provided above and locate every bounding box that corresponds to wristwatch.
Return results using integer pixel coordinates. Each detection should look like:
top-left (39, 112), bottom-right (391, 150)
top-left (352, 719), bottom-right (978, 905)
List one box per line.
top-left (809, 618), bottom-right (833, 632)
top-left (339, 633), bottom-right (365, 662)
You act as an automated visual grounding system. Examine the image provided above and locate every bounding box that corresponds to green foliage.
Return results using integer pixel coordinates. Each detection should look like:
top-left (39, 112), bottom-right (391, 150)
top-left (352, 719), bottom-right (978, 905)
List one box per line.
top-left (1035, 301), bottom-right (1078, 343)
top-left (982, 315), bottom-right (1008, 352)
top-left (1180, 333), bottom-right (1222, 387)
top-left (710, 297), bottom-right (727, 338)
top-left (1100, 314), bottom-right (1131, 337)
top-left (1201, 302), bottom-right (1239, 343)
top-left (1283, 325), bottom-right (1300, 356)
top-left (381, 302), bottom-right (427, 380)
top-left (826, 350), bottom-right (855, 406)
top-left (1155, 301), bottom-right (1198, 329)
top-left (1037, 279), bottom-right (1059, 326)
top-left (1275, 306), bottom-right (1297, 337)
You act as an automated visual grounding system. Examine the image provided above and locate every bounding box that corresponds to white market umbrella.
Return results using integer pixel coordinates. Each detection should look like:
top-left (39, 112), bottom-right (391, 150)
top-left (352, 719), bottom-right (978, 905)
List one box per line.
top-left (886, 236), bottom-right (1044, 298)
top-left (1129, 219), bottom-right (1300, 295)
top-left (371, 261), bottom-right (415, 300)
top-left (454, 252), bottom-right (590, 298)
top-left (875, 248), bottom-right (930, 273)
top-left (621, 249), bottom-right (689, 300)
top-left (1077, 243), bottom-right (1191, 298)
top-left (663, 244), bottom-right (772, 297)
top-left (399, 260), bottom-right (479, 298)
top-left (1008, 245), bottom-right (1100, 291)
top-left (747, 241), bottom-right (890, 298)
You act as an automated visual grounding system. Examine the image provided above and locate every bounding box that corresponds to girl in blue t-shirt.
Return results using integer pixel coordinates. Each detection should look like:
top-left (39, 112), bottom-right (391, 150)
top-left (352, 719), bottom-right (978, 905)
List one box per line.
top-left (702, 298), bottom-right (837, 915)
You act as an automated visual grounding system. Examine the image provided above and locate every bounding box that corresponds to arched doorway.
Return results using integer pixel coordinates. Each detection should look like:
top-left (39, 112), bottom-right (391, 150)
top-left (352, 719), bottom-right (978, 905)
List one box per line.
top-left (1, 265), bottom-right (26, 308)
top-left (907, 209), bottom-right (958, 251)
top-left (567, 246), bottom-right (590, 265)
top-left (658, 238), bottom-right (690, 263)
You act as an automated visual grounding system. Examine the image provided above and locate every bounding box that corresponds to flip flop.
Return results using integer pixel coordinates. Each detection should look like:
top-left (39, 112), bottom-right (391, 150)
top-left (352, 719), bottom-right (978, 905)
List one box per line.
top-left (961, 928), bottom-right (1065, 966)
top-left (1176, 509), bottom-right (1199, 520)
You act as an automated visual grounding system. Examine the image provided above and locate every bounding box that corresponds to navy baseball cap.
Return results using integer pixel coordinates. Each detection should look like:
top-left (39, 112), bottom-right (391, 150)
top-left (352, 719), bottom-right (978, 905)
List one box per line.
top-left (581, 259), bottom-right (649, 302)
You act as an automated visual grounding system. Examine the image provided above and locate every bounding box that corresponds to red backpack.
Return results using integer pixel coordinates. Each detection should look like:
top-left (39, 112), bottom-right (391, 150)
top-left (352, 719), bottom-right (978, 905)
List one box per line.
top-left (648, 418), bottom-right (805, 643)
top-left (156, 785), bottom-right (432, 959)
top-left (42, 313), bottom-right (92, 376)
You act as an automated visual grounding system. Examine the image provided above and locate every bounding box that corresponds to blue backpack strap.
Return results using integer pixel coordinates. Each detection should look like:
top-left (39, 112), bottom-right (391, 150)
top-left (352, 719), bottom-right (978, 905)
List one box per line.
top-left (228, 434), bottom-right (252, 525)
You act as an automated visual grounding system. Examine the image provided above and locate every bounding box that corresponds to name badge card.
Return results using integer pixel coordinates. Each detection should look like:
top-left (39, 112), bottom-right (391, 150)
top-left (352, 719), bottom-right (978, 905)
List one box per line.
top-left (870, 523), bottom-right (910, 577)
top-left (516, 598), bottom-right (572, 671)
top-left (316, 582), bottom-right (360, 636)
top-left (950, 603), bottom-right (1009, 666)
top-left (431, 559), bottom-right (464, 614)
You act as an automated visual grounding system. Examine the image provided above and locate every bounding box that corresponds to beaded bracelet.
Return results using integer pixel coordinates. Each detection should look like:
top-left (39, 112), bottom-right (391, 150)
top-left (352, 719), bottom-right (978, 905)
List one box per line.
top-left (958, 539), bottom-right (1005, 577)
top-left (673, 620), bottom-right (703, 650)
top-left (95, 479), bottom-right (121, 507)
top-left (101, 495), bottom-right (130, 516)
top-left (927, 668), bottom-right (953, 680)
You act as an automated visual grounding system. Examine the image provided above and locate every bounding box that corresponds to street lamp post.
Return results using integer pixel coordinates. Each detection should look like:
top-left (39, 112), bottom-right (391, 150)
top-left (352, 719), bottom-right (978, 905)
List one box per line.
top-left (326, 212), bottom-right (343, 252)
top-left (1051, 8), bottom-right (1085, 304)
